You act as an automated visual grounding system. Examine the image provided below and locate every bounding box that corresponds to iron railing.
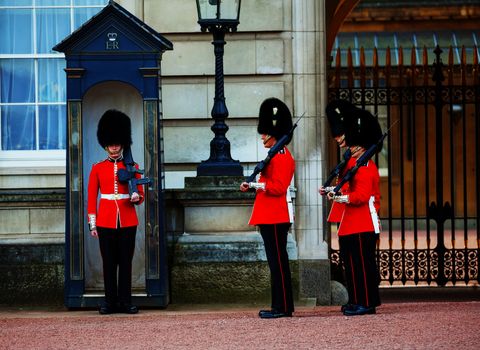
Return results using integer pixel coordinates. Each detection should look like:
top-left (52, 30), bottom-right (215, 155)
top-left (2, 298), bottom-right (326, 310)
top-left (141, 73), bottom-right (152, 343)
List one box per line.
top-left (328, 45), bottom-right (480, 286)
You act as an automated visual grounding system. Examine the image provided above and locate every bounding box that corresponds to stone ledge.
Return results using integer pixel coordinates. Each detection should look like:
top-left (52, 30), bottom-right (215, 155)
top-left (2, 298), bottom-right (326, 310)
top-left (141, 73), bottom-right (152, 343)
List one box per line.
top-left (171, 189), bottom-right (254, 202)
top-left (174, 233), bottom-right (298, 263)
top-left (0, 234), bottom-right (65, 246)
top-left (0, 241), bottom-right (64, 265)
top-left (184, 176), bottom-right (247, 188)
top-left (0, 188), bottom-right (65, 208)
top-left (0, 166), bottom-right (65, 175)
top-left (173, 176), bottom-right (255, 201)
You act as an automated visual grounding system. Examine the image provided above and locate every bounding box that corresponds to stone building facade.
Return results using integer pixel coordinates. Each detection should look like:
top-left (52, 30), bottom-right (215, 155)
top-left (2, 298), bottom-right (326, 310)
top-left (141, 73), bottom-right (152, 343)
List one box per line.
top-left (3, 0), bottom-right (478, 306)
top-left (0, 0), bottom-right (334, 306)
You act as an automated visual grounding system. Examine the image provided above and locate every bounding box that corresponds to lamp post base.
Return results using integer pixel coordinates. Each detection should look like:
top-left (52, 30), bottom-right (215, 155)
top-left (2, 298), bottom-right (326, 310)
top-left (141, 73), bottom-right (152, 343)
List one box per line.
top-left (197, 160), bottom-right (244, 176)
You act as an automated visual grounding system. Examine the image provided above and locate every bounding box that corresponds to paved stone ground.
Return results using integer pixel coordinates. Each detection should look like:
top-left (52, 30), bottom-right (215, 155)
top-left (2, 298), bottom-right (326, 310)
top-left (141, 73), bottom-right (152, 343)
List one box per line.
top-left (1, 289), bottom-right (480, 350)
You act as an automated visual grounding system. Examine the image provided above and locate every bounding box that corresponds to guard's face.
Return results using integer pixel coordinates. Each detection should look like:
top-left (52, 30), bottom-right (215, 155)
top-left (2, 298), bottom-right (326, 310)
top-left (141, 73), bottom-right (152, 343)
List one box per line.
top-left (334, 134), bottom-right (346, 148)
top-left (261, 134), bottom-right (276, 148)
top-left (106, 144), bottom-right (123, 159)
top-left (350, 145), bottom-right (366, 159)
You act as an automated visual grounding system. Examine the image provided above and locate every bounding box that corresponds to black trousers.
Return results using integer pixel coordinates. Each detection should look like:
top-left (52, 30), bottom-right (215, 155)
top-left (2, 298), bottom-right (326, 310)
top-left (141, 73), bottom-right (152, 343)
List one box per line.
top-left (259, 223), bottom-right (294, 313)
top-left (339, 232), bottom-right (381, 308)
top-left (97, 226), bottom-right (137, 306)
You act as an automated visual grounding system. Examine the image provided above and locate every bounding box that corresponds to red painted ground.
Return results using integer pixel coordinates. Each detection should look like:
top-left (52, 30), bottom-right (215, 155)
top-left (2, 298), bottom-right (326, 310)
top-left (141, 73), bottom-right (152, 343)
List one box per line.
top-left (1, 301), bottom-right (480, 349)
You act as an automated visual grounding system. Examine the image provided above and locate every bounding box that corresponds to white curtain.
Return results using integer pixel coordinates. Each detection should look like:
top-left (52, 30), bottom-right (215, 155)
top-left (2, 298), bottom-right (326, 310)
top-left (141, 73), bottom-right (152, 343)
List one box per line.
top-left (0, 8), bottom-right (33, 54)
top-left (1, 59), bottom-right (35, 103)
top-left (0, 1), bottom-right (106, 151)
top-left (0, 59), bottom-right (36, 150)
top-left (37, 8), bottom-right (71, 54)
top-left (1, 105), bottom-right (36, 150)
top-left (39, 105), bottom-right (66, 150)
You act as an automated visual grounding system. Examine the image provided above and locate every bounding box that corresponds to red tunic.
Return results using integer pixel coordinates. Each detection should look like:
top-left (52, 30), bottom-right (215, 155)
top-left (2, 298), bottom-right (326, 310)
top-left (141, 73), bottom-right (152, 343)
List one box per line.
top-left (87, 158), bottom-right (145, 229)
top-left (249, 147), bottom-right (295, 225)
top-left (337, 159), bottom-right (380, 236)
top-left (327, 156), bottom-right (356, 223)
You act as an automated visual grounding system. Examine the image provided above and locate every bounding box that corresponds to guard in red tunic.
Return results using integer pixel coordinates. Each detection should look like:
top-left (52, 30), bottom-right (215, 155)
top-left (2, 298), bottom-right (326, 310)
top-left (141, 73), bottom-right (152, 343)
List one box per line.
top-left (87, 110), bottom-right (145, 315)
top-left (240, 98), bottom-right (295, 319)
top-left (327, 108), bottom-right (383, 316)
top-left (320, 99), bottom-right (358, 223)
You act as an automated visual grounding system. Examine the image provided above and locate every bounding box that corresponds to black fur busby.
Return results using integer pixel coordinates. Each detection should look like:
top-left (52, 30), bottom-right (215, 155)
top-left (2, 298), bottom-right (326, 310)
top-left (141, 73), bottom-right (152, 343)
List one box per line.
top-left (344, 108), bottom-right (383, 152)
top-left (325, 99), bottom-right (357, 137)
top-left (257, 98), bottom-right (293, 143)
top-left (96, 109), bottom-right (132, 148)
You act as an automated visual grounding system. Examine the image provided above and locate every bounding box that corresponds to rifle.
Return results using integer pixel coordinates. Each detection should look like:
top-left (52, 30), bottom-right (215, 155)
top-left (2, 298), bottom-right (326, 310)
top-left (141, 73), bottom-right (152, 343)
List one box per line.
top-left (245, 112), bottom-right (305, 183)
top-left (117, 147), bottom-right (152, 197)
top-left (322, 148), bottom-right (351, 188)
top-left (331, 131), bottom-right (388, 196)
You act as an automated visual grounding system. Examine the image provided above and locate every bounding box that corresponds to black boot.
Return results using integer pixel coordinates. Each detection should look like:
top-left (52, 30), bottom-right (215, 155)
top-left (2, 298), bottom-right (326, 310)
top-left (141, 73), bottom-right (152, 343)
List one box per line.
top-left (99, 302), bottom-right (116, 315)
top-left (118, 303), bottom-right (138, 314)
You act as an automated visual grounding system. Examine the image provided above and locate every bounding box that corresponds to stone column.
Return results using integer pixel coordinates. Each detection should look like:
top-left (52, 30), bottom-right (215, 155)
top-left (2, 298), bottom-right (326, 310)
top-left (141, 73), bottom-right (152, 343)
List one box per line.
top-left (291, 0), bottom-right (331, 305)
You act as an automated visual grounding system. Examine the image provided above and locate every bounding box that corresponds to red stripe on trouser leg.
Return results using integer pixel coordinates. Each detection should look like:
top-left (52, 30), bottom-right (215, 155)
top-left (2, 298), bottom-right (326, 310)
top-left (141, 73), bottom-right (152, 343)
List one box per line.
top-left (359, 234), bottom-right (369, 307)
top-left (274, 224), bottom-right (288, 313)
top-left (349, 254), bottom-right (357, 304)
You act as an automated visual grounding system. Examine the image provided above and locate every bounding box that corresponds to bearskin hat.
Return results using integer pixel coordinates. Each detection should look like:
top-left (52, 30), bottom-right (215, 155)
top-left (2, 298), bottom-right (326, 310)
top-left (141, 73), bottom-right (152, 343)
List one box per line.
top-left (257, 98), bottom-right (293, 143)
top-left (344, 108), bottom-right (383, 152)
top-left (325, 99), bottom-right (357, 137)
top-left (96, 109), bottom-right (132, 148)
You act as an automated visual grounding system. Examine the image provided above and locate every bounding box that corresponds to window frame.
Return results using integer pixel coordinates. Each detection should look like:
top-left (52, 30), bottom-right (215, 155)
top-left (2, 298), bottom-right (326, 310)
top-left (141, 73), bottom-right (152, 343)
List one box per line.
top-left (0, 1), bottom-right (106, 169)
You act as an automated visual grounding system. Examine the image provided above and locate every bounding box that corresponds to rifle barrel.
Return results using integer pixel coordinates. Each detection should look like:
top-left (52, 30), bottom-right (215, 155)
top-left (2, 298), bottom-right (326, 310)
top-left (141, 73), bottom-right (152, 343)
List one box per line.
top-left (332, 131), bottom-right (387, 194)
top-left (245, 113), bottom-right (304, 181)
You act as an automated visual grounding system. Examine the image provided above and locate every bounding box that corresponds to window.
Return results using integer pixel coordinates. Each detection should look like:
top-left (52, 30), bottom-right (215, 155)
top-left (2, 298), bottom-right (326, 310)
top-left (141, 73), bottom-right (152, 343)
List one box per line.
top-left (0, 0), bottom-right (107, 166)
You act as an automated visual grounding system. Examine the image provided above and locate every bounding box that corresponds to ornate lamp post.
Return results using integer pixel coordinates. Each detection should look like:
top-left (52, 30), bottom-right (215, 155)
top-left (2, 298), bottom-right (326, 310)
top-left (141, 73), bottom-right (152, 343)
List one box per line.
top-left (195, 0), bottom-right (243, 176)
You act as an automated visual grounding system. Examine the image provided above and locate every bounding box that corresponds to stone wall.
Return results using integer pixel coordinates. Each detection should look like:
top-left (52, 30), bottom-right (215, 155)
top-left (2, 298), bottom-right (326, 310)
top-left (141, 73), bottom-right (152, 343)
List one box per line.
top-left (0, 0), bottom-right (334, 306)
top-left (0, 242), bottom-right (64, 306)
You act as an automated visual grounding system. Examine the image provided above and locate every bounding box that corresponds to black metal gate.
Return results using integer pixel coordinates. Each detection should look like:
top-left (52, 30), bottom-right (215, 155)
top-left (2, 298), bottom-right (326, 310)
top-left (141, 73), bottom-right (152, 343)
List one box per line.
top-left (328, 45), bottom-right (480, 286)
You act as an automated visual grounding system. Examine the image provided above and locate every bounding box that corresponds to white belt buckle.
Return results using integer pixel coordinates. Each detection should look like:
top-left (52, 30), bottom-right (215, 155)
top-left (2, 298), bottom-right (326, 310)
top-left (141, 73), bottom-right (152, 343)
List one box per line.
top-left (101, 193), bottom-right (129, 200)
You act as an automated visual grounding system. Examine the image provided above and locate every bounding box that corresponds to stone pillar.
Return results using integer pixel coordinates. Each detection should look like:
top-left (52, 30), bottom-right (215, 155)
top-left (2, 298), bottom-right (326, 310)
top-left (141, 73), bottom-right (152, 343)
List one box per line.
top-left (291, 0), bottom-right (332, 305)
